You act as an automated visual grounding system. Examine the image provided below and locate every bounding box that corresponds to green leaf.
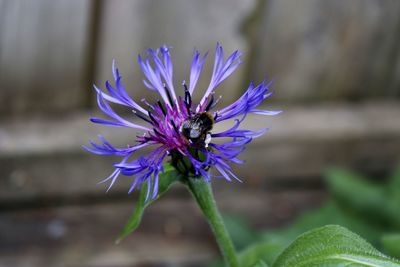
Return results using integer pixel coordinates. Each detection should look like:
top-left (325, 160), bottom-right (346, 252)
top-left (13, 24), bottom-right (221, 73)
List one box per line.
top-left (252, 260), bottom-right (269, 267)
top-left (382, 233), bottom-right (400, 258)
top-left (239, 241), bottom-right (284, 267)
top-left (273, 225), bottom-right (400, 267)
top-left (256, 201), bottom-right (384, 265)
top-left (116, 163), bottom-right (181, 243)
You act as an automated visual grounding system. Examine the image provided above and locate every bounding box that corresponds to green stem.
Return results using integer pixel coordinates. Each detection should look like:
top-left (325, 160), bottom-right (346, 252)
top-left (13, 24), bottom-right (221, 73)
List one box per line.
top-left (186, 177), bottom-right (239, 267)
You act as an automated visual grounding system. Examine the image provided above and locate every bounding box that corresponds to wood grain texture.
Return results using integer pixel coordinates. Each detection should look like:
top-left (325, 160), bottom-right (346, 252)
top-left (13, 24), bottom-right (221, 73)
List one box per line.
top-left (0, 0), bottom-right (92, 116)
top-left (93, 0), bottom-right (256, 106)
top-left (247, 0), bottom-right (400, 102)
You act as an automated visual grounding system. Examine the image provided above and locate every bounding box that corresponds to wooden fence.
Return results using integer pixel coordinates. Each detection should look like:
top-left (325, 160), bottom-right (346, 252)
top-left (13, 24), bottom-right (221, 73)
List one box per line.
top-left (1, 0), bottom-right (400, 116)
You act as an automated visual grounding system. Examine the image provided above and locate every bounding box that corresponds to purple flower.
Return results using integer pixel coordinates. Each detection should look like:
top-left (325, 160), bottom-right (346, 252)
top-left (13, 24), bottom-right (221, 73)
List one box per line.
top-left (85, 43), bottom-right (281, 200)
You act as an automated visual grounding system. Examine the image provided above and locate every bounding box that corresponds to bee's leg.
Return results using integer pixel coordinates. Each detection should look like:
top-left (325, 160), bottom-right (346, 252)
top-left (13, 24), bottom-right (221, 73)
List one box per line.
top-left (204, 132), bottom-right (212, 148)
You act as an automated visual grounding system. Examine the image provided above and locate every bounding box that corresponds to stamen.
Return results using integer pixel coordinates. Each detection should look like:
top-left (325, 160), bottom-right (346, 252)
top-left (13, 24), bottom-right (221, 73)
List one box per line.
top-left (183, 83), bottom-right (192, 117)
top-left (142, 136), bottom-right (153, 142)
top-left (141, 98), bottom-right (154, 109)
top-left (148, 111), bottom-right (159, 126)
top-left (170, 120), bottom-right (180, 135)
top-left (205, 93), bottom-right (215, 112)
top-left (132, 110), bottom-right (152, 124)
top-left (163, 84), bottom-right (174, 107)
top-left (153, 128), bottom-right (165, 138)
top-left (157, 100), bottom-right (166, 116)
top-left (183, 82), bottom-right (192, 107)
top-left (214, 95), bottom-right (222, 105)
top-left (185, 101), bottom-right (191, 118)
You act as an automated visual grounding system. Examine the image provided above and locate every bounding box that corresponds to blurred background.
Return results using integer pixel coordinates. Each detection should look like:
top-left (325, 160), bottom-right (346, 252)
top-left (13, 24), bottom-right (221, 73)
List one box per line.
top-left (1, 0), bottom-right (400, 266)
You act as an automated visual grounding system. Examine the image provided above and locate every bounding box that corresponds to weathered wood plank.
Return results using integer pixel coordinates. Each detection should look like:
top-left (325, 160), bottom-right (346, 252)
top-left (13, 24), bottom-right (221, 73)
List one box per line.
top-left (0, 102), bottom-right (399, 201)
top-left (0, 189), bottom-right (325, 267)
top-left (246, 0), bottom-right (400, 101)
top-left (94, 0), bottom-right (256, 106)
top-left (0, 0), bottom-right (93, 116)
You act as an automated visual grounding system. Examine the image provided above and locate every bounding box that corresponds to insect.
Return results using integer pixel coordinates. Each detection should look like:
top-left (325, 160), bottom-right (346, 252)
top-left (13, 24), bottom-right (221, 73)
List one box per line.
top-left (181, 112), bottom-right (214, 147)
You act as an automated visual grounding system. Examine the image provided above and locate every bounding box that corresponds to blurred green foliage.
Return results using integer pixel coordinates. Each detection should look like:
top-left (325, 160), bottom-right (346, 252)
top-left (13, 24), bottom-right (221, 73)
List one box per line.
top-left (211, 165), bottom-right (400, 266)
top-left (382, 233), bottom-right (400, 258)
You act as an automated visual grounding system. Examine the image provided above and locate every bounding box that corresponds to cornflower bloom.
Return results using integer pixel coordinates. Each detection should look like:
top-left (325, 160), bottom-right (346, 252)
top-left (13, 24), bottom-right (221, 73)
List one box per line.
top-left (85, 44), bottom-right (280, 200)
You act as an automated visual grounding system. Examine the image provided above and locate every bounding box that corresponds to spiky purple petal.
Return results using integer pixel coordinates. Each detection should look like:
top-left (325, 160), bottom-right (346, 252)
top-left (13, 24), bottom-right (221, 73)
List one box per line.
top-left (199, 43), bottom-right (242, 107)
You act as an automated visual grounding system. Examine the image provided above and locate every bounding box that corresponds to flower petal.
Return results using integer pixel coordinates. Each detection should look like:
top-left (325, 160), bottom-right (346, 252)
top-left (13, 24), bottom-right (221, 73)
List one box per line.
top-left (215, 80), bottom-right (281, 122)
top-left (189, 49), bottom-right (208, 94)
top-left (93, 61), bottom-right (147, 114)
top-left (199, 43), bottom-right (242, 107)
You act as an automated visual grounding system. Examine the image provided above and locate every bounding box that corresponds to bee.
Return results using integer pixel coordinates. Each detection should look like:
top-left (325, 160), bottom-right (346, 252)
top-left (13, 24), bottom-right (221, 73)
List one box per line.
top-left (181, 112), bottom-right (214, 147)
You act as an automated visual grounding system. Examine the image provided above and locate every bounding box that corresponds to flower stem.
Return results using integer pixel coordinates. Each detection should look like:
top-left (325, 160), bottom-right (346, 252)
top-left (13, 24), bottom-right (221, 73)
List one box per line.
top-left (186, 177), bottom-right (239, 267)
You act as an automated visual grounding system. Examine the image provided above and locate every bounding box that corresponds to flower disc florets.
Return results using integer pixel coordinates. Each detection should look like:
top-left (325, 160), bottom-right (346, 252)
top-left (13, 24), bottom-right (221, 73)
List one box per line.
top-left (85, 43), bottom-right (281, 200)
